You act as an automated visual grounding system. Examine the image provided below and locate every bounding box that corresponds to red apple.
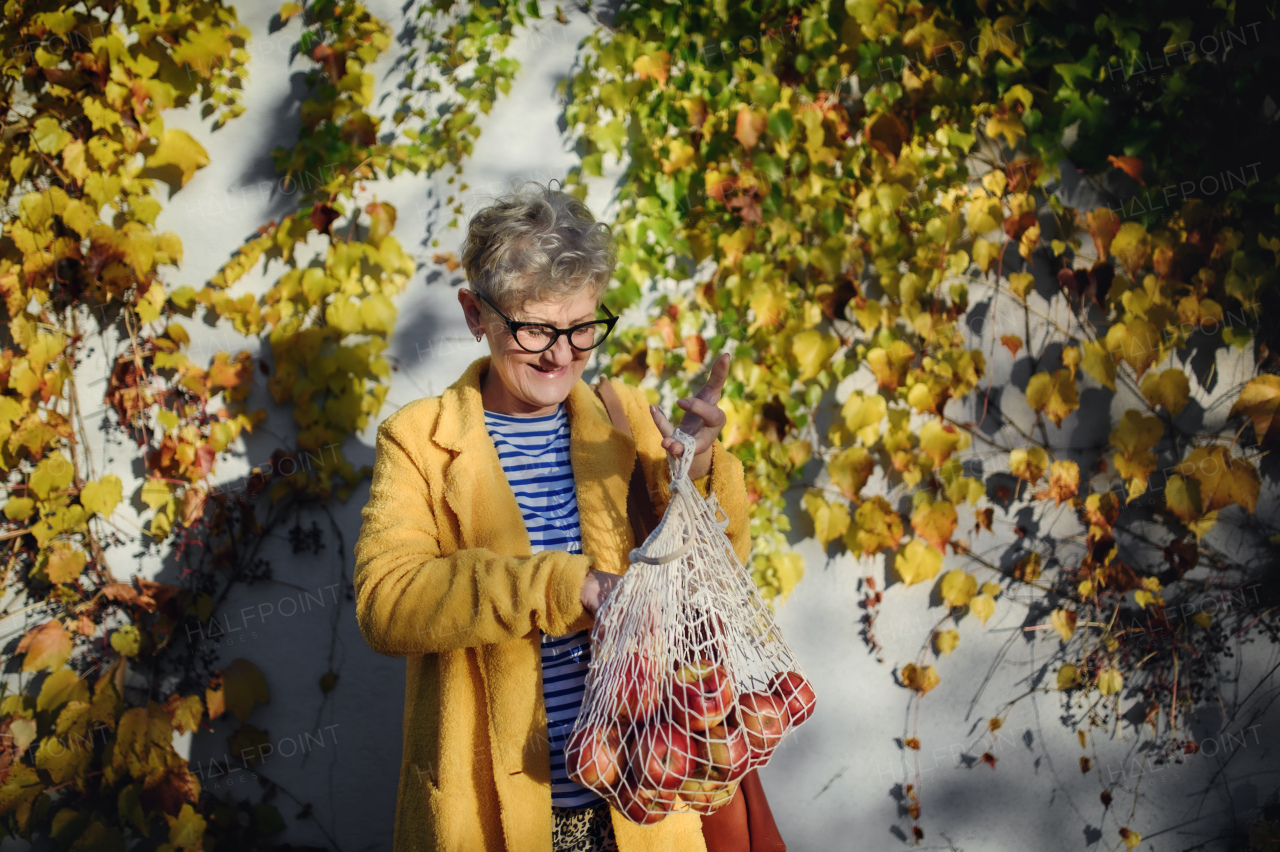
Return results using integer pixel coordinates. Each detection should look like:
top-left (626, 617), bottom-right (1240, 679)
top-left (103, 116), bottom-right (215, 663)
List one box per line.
top-left (629, 722), bottom-right (695, 791)
top-left (768, 671), bottom-right (817, 727)
top-left (618, 785), bottom-right (673, 825)
top-left (737, 692), bottom-right (786, 756)
top-left (697, 723), bottom-right (750, 783)
top-left (615, 651), bottom-right (661, 724)
top-left (565, 724), bottom-right (623, 789)
top-left (670, 659), bottom-right (734, 731)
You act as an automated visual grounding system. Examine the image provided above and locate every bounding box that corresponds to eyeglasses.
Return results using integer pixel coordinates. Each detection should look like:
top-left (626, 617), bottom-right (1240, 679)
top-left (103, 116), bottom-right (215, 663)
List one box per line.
top-left (471, 290), bottom-right (618, 353)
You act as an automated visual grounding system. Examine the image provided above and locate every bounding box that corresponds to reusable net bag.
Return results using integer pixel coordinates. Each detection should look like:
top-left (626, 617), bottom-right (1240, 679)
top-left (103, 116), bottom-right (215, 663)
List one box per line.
top-left (566, 430), bottom-right (815, 824)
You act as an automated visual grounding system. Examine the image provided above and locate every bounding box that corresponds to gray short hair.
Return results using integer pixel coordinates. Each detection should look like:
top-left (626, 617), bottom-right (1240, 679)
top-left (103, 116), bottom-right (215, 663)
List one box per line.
top-left (459, 180), bottom-right (617, 315)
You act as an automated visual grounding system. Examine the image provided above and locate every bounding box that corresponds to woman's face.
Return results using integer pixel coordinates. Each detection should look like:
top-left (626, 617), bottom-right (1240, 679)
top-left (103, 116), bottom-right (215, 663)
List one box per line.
top-left (462, 288), bottom-right (600, 416)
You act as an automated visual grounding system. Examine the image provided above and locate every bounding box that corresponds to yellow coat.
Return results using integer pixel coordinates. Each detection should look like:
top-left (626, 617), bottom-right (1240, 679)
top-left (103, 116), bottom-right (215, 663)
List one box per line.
top-left (353, 356), bottom-right (751, 852)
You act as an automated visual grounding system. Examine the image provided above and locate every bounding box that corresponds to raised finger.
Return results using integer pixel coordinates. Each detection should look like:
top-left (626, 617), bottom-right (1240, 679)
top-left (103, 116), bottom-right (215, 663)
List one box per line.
top-left (677, 397), bottom-right (725, 428)
top-left (648, 404), bottom-right (675, 440)
top-left (694, 353), bottom-right (731, 403)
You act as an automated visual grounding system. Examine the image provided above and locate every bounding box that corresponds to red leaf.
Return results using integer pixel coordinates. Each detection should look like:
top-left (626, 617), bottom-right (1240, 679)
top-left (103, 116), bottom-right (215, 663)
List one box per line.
top-left (310, 203), bottom-right (340, 236)
top-left (1003, 211), bottom-right (1038, 240)
top-left (866, 113), bottom-right (908, 164)
top-left (981, 752), bottom-right (998, 769)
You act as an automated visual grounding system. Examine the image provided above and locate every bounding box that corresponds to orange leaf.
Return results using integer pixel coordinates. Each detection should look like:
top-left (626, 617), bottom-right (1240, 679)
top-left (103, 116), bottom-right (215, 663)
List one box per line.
top-left (901, 663), bottom-right (939, 695)
top-left (432, 252), bottom-right (461, 272)
top-left (17, 620), bottom-right (72, 672)
top-left (1107, 155), bottom-right (1145, 185)
top-left (1085, 208), bottom-right (1121, 261)
top-left (734, 107), bottom-right (767, 150)
top-left (911, 500), bottom-right (957, 552)
top-left (866, 113), bottom-right (908, 164)
top-left (1000, 335), bottom-right (1022, 357)
top-left (1036, 460), bottom-right (1080, 506)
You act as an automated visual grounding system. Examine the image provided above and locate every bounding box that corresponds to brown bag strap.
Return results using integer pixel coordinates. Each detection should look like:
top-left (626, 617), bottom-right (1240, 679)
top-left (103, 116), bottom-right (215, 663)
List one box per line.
top-left (593, 379), bottom-right (661, 544)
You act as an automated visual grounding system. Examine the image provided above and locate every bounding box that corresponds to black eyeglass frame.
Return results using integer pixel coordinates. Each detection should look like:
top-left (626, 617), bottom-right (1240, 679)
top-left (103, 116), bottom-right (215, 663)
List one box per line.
top-left (470, 289), bottom-right (619, 353)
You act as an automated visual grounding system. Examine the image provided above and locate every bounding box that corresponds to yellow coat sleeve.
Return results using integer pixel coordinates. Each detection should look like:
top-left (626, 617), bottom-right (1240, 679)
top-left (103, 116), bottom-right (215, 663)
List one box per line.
top-left (353, 415), bottom-right (595, 657)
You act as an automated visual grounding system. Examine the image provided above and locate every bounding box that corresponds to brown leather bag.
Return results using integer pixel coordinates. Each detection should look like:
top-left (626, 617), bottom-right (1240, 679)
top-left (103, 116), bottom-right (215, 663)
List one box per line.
top-left (594, 379), bottom-right (787, 852)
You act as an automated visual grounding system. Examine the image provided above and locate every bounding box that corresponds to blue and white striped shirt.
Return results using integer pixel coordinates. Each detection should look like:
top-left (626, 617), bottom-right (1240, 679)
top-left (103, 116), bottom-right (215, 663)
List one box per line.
top-left (484, 403), bottom-right (603, 809)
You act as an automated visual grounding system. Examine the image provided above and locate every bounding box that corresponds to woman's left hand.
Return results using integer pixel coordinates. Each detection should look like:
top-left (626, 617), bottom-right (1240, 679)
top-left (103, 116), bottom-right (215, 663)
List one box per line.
top-left (649, 352), bottom-right (730, 480)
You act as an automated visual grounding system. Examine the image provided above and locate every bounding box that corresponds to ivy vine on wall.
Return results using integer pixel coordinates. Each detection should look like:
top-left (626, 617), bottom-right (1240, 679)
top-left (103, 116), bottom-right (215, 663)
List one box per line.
top-left (0, 0), bottom-right (531, 848)
top-left (555, 0), bottom-right (1278, 846)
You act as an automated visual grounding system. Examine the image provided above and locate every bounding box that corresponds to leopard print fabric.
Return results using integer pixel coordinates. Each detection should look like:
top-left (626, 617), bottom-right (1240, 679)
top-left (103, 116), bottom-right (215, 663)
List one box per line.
top-left (551, 801), bottom-right (620, 852)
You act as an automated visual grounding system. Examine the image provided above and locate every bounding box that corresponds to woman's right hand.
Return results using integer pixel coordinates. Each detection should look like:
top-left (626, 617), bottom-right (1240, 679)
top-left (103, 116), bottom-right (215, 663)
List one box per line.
top-left (580, 569), bottom-right (620, 616)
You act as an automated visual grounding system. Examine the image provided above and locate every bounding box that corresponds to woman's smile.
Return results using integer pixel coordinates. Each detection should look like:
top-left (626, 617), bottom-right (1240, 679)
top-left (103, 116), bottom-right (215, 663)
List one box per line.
top-left (531, 362), bottom-right (568, 377)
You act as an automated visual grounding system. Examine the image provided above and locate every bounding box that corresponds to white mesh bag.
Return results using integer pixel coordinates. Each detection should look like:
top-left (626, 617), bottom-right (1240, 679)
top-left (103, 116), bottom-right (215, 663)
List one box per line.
top-left (565, 430), bottom-right (816, 824)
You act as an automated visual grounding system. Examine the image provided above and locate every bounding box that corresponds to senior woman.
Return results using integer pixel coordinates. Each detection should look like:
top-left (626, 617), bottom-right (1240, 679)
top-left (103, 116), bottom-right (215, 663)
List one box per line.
top-left (353, 181), bottom-right (751, 852)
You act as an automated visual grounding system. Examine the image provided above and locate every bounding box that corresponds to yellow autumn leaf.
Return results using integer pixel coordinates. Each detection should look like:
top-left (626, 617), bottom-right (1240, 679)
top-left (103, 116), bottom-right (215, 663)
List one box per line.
top-left (841, 391), bottom-right (887, 446)
top-left (141, 478), bottom-right (174, 510)
top-left (1120, 828), bottom-right (1142, 850)
top-left (1025, 369), bottom-right (1079, 426)
top-left (1097, 668), bottom-right (1123, 696)
top-left (803, 490), bottom-right (851, 547)
top-left (1133, 590), bottom-right (1160, 609)
top-left (1228, 374), bottom-right (1280, 445)
top-left (918, 420), bottom-right (970, 467)
top-left (1010, 446), bottom-right (1048, 483)
top-left (1057, 663), bottom-right (1081, 690)
top-left (829, 446), bottom-right (875, 501)
top-left (933, 630), bottom-right (960, 656)
top-left (973, 237), bottom-right (999, 273)
top-left (1013, 551), bottom-right (1042, 583)
top-left (1106, 318), bottom-right (1160, 376)
top-left (911, 500), bottom-right (957, 552)
top-left (165, 803), bottom-right (208, 851)
top-left (939, 569), bottom-right (978, 607)
top-left (1110, 222), bottom-right (1151, 279)
top-left (969, 593), bottom-right (996, 624)
top-left (147, 129), bottom-right (210, 187)
top-left (866, 340), bottom-right (914, 390)
top-left (901, 663), bottom-right (940, 695)
top-left (1050, 608), bottom-right (1077, 641)
top-left (1037, 460), bottom-right (1080, 506)
top-left (791, 330), bottom-right (838, 381)
top-left (985, 114), bottom-right (1025, 147)
top-left (896, 539), bottom-right (944, 586)
top-left (772, 552), bottom-right (805, 600)
top-left (1140, 368), bottom-right (1190, 416)
top-left (1176, 446), bottom-right (1260, 514)
top-left (42, 544), bottom-right (87, 585)
top-left (1081, 340), bottom-right (1117, 390)
top-left (1007, 270), bottom-right (1035, 300)
top-left (110, 624), bottom-right (141, 657)
top-left (29, 452), bottom-right (74, 500)
top-left (848, 496), bottom-right (904, 556)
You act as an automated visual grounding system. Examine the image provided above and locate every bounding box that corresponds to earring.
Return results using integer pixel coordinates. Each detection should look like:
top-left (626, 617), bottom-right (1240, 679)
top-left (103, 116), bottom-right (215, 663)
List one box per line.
top-left (475, 334), bottom-right (482, 342)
